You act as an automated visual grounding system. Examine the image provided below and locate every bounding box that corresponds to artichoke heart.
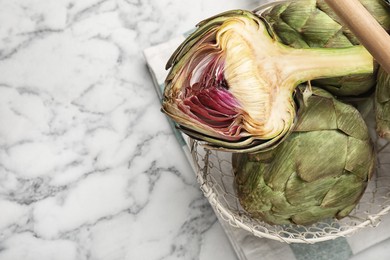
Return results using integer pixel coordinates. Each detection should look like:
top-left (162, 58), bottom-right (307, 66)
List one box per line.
top-left (233, 87), bottom-right (375, 225)
top-left (163, 10), bottom-right (373, 153)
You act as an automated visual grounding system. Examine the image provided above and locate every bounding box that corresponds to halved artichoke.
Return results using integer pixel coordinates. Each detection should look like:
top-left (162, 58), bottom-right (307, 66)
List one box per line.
top-left (163, 10), bottom-right (373, 152)
top-left (233, 87), bottom-right (375, 225)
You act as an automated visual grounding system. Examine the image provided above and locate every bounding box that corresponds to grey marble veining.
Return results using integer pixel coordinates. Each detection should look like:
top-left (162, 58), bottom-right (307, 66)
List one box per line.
top-left (0, 0), bottom-right (261, 259)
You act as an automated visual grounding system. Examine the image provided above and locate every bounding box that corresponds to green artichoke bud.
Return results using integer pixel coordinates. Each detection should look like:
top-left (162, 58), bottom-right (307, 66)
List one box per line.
top-left (262, 0), bottom-right (390, 96)
top-left (163, 10), bottom-right (374, 153)
top-left (233, 87), bottom-right (375, 225)
top-left (375, 67), bottom-right (390, 139)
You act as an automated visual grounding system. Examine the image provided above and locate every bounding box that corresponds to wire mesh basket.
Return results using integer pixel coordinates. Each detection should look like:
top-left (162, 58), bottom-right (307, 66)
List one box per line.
top-left (186, 0), bottom-right (390, 244)
top-left (190, 114), bottom-right (390, 243)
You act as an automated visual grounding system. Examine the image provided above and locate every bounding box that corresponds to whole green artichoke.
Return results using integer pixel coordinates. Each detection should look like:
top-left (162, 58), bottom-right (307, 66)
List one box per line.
top-left (262, 0), bottom-right (390, 96)
top-left (233, 87), bottom-right (375, 225)
top-left (375, 67), bottom-right (390, 139)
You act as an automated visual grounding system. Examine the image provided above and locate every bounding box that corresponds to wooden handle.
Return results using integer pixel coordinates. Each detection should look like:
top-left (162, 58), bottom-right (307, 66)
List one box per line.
top-left (324, 0), bottom-right (390, 74)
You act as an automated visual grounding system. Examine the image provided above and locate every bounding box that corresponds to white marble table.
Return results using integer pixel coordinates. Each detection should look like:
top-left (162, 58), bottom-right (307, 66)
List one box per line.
top-left (0, 0), bottom-right (263, 259)
top-left (2, 1), bottom-right (390, 259)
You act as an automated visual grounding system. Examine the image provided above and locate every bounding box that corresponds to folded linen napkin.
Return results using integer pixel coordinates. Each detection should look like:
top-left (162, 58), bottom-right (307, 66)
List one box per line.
top-left (143, 34), bottom-right (390, 260)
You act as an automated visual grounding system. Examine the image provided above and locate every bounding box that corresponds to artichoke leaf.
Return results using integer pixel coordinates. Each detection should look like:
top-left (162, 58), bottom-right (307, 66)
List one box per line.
top-left (285, 172), bottom-right (338, 206)
top-left (375, 67), bottom-right (390, 140)
top-left (321, 175), bottom-right (366, 209)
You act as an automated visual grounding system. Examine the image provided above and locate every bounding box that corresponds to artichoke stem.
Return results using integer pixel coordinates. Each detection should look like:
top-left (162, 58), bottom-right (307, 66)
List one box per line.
top-left (283, 45), bottom-right (374, 90)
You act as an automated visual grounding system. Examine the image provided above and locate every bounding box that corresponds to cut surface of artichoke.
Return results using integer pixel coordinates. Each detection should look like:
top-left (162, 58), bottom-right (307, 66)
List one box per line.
top-left (233, 87), bottom-right (375, 225)
top-left (163, 10), bottom-right (374, 152)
